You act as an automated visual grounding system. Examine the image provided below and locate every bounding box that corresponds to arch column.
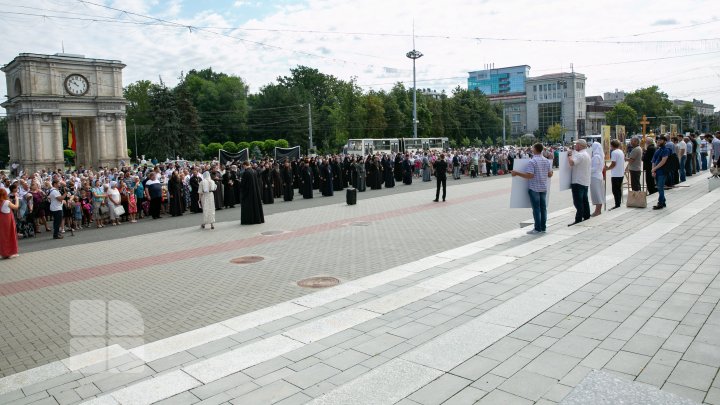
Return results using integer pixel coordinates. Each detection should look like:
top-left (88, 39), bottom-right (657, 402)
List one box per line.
top-left (52, 113), bottom-right (63, 169)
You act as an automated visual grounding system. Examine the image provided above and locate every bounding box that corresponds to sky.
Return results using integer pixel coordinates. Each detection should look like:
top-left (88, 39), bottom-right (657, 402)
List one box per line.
top-left (1, 0), bottom-right (719, 115)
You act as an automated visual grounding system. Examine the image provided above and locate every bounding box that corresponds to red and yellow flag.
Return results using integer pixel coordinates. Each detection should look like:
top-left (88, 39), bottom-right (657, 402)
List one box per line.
top-left (67, 118), bottom-right (77, 151)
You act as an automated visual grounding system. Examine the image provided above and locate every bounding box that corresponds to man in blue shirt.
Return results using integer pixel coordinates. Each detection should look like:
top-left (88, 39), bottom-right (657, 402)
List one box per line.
top-left (651, 135), bottom-right (671, 210)
top-left (512, 143), bottom-right (553, 234)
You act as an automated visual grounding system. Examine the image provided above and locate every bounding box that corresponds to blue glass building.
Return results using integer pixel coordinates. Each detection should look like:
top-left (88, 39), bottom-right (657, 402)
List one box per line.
top-left (468, 65), bottom-right (530, 95)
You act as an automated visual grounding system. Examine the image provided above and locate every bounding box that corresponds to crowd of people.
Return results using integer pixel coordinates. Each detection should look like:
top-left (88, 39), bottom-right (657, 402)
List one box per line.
top-left (3, 133), bottom-right (718, 259)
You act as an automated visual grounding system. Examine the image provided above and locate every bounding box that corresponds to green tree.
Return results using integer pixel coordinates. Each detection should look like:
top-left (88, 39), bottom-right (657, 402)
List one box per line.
top-left (364, 92), bottom-right (387, 137)
top-left (205, 142), bottom-right (223, 160)
top-left (262, 139), bottom-right (277, 154)
top-left (222, 141), bottom-right (238, 153)
top-left (623, 86), bottom-right (672, 128)
top-left (147, 82), bottom-right (181, 160)
top-left (250, 141), bottom-right (264, 157)
top-left (276, 139), bottom-right (290, 148)
top-left (124, 80), bottom-right (154, 158)
top-left (180, 68), bottom-right (248, 144)
top-left (237, 141), bottom-right (250, 151)
top-left (672, 102), bottom-right (696, 132)
top-left (605, 102), bottom-right (639, 133)
top-left (175, 85), bottom-right (202, 159)
top-left (546, 123), bottom-right (566, 143)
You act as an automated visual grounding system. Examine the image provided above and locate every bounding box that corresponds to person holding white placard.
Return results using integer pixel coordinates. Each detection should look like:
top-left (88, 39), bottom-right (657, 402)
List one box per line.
top-left (512, 143), bottom-right (553, 235)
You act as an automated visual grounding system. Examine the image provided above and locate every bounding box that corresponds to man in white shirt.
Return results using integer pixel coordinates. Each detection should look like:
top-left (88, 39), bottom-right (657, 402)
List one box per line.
top-left (677, 136), bottom-right (687, 182)
top-left (700, 135), bottom-right (709, 171)
top-left (606, 140), bottom-right (625, 209)
top-left (567, 139), bottom-right (591, 226)
top-left (48, 179), bottom-right (67, 239)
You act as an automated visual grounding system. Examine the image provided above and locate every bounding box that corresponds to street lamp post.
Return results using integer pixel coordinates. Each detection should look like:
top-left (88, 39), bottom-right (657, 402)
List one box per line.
top-left (502, 107), bottom-right (506, 146)
top-left (406, 48), bottom-right (423, 139)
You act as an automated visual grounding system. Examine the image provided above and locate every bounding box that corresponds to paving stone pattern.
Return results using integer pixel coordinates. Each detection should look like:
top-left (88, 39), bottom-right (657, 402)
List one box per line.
top-left (0, 173), bottom-right (719, 404)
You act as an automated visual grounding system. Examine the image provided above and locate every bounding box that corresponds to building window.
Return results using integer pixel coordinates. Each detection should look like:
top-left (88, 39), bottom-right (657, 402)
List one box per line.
top-left (533, 85), bottom-right (537, 92)
top-left (512, 113), bottom-right (521, 123)
top-left (538, 102), bottom-right (562, 135)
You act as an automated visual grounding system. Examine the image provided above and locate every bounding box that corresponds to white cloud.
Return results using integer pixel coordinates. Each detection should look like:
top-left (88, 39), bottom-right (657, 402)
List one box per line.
top-left (1, 0), bottom-right (719, 112)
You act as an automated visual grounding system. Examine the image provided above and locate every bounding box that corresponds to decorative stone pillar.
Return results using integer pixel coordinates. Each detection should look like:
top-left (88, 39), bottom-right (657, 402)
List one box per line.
top-left (6, 117), bottom-right (17, 163)
top-left (114, 113), bottom-right (127, 164)
top-left (53, 113), bottom-right (63, 169)
top-left (96, 114), bottom-right (107, 167)
top-left (31, 113), bottom-right (43, 171)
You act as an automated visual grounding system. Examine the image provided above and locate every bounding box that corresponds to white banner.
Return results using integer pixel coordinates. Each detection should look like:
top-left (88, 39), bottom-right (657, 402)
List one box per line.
top-left (558, 153), bottom-right (572, 191)
top-left (510, 159), bottom-right (532, 208)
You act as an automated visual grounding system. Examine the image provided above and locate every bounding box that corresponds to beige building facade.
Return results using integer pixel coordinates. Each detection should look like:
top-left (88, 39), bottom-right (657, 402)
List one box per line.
top-left (2, 53), bottom-right (128, 173)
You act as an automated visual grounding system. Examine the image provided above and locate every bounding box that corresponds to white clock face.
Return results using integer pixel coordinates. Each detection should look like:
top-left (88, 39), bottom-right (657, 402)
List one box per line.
top-left (65, 74), bottom-right (89, 96)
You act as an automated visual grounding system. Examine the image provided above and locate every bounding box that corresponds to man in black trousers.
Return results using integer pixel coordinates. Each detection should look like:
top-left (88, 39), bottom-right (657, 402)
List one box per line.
top-left (433, 153), bottom-right (448, 202)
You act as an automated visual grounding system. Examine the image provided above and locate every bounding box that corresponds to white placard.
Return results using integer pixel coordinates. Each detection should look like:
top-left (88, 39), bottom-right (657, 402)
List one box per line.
top-left (510, 159), bottom-right (531, 208)
top-left (558, 152), bottom-right (572, 191)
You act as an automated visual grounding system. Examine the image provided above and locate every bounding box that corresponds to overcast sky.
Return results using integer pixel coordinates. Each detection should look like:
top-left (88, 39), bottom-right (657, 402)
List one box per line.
top-left (2, 0), bottom-right (719, 114)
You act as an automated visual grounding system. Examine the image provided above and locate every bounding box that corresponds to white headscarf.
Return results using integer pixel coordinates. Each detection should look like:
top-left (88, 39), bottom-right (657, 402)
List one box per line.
top-left (201, 171), bottom-right (216, 193)
top-left (591, 142), bottom-right (604, 158)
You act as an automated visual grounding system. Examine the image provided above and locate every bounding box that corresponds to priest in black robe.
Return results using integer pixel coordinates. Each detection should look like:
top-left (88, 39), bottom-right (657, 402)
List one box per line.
top-left (310, 159), bottom-right (320, 190)
top-left (222, 167), bottom-right (237, 208)
top-left (189, 170), bottom-right (202, 213)
top-left (382, 155), bottom-right (395, 188)
top-left (357, 160), bottom-right (367, 192)
top-left (331, 157), bottom-right (344, 191)
top-left (239, 161), bottom-right (264, 225)
top-left (320, 159), bottom-right (334, 197)
top-left (403, 154), bottom-right (413, 185)
top-left (272, 163), bottom-right (283, 198)
top-left (394, 153), bottom-right (404, 182)
top-left (211, 168), bottom-right (223, 211)
top-left (281, 161), bottom-right (294, 201)
top-left (260, 164), bottom-right (274, 204)
top-left (168, 171), bottom-right (184, 216)
top-left (299, 161), bottom-right (314, 199)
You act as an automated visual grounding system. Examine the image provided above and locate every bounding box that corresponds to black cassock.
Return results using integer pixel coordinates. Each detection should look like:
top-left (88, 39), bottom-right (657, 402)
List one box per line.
top-left (211, 171), bottom-right (223, 210)
top-left (240, 168), bottom-right (265, 225)
top-left (331, 161), bottom-right (344, 191)
top-left (222, 171), bottom-right (236, 208)
top-left (382, 158), bottom-right (395, 188)
top-left (394, 155), bottom-right (404, 182)
top-left (403, 159), bottom-right (413, 185)
top-left (272, 168), bottom-right (283, 198)
top-left (370, 161), bottom-right (382, 190)
top-left (260, 169), bottom-right (274, 204)
top-left (357, 163), bottom-right (367, 192)
top-left (168, 177), bottom-right (183, 216)
top-left (281, 166), bottom-right (294, 201)
top-left (321, 163), bottom-right (334, 196)
top-left (311, 163), bottom-right (320, 190)
top-left (300, 165), bottom-right (314, 199)
top-left (189, 175), bottom-right (202, 213)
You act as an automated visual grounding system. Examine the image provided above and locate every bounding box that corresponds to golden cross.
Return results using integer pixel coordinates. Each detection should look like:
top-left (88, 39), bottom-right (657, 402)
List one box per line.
top-left (640, 115), bottom-right (650, 135)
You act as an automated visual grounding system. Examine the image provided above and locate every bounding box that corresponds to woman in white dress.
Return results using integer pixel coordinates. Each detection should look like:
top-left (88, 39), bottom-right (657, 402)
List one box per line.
top-left (199, 171), bottom-right (217, 229)
top-left (590, 142), bottom-right (605, 217)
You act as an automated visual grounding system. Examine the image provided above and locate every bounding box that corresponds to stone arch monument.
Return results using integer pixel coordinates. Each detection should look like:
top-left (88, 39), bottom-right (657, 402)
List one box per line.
top-left (2, 53), bottom-right (129, 173)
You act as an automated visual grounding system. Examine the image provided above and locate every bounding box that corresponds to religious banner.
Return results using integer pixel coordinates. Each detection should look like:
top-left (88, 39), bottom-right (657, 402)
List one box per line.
top-left (558, 152), bottom-right (571, 191)
top-left (274, 146), bottom-right (301, 162)
top-left (510, 158), bottom-right (532, 208)
top-left (670, 124), bottom-right (678, 136)
top-left (616, 125), bottom-right (626, 152)
top-left (660, 124), bottom-right (666, 135)
top-left (219, 148), bottom-right (249, 165)
top-left (601, 125), bottom-right (612, 161)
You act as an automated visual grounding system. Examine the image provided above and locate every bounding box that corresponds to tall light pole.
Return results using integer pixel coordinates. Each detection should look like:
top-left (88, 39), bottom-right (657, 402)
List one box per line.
top-left (502, 107), bottom-right (506, 146)
top-left (406, 30), bottom-right (423, 140)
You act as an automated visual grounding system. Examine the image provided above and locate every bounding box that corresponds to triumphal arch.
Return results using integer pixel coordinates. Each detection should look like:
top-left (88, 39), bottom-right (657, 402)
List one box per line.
top-left (2, 53), bottom-right (129, 173)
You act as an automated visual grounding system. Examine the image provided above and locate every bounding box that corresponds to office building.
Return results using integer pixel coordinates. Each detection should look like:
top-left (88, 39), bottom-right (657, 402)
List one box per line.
top-left (468, 65), bottom-right (530, 95)
top-left (526, 72), bottom-right (587, 141)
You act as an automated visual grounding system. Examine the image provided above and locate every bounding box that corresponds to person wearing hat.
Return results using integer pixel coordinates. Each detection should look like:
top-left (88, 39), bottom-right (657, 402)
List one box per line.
top-left (567, 139), bottom-right (591, 226)
top-left (651, 135), bottom-right (671, 210)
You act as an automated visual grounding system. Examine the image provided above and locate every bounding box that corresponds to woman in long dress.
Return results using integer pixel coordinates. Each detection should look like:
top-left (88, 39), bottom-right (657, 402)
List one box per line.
top-left (590, 142), bottom-right (605, 217)
top-left (199, 171), bottom-right (217, 229)
top-left (0, 188), bottom-right (20, 259)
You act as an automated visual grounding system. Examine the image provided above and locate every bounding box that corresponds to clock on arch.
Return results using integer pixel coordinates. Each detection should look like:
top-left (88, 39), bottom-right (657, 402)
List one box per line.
top-left (64, 73), bottom-right (89, 96)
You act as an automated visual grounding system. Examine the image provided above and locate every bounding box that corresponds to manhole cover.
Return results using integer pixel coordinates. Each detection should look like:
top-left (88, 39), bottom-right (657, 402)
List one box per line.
top-left (350, 221), bottom-right (371, 227)
top-left (261, 230), bottom-right (286, 236)
top-left (297, 276), bottom-right (340, 288)
top-left (230, 256), bottom-right (265, 264)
